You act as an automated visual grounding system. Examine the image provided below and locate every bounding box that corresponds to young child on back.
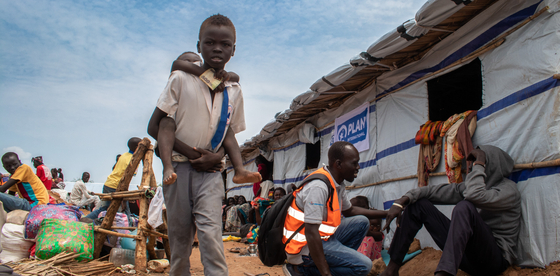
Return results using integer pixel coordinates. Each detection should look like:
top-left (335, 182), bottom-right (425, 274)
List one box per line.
top-left (154, 50), bottom-right (261, 186)
top-left (0, 152), bottom-right (49, 212)
top-left (147, 14), bottom-right (246, 275)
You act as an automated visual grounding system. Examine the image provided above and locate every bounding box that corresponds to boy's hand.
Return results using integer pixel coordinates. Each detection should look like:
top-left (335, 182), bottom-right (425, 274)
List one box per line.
top-left (190, 147), bottom-right (223, 172)
top-left (214, 83), bottom-right (226, 93)
top-left (214, 69), bottom-right (231, 82)
top-left (213, 70), bottom-right (230, 93)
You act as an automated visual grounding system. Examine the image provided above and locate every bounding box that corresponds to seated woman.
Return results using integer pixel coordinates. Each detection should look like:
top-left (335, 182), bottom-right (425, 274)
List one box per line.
top-left (224, 196), bottom-right (253, 232)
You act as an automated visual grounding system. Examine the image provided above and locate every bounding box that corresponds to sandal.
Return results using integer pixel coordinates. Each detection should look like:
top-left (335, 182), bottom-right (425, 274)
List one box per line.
top-left (229, 247), bottom-right (241, 253)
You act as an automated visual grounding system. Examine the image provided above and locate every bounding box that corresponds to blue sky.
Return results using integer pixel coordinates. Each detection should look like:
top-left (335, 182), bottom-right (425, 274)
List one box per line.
top-left (0, 0), bottom-right (426, 185)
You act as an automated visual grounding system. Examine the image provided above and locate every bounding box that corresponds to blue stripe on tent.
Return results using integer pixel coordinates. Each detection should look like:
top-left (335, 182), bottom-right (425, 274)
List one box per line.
top-left (377, 138), bottom-right (417, 160)
top-left (318, 126), bottom-right (334, 137)
top-left (509, 166), bottom-right (560, 183)
top-left (478, 77), bottom-right (560, 119)
top-left (377, 2), bottom-right (541, 98)
top-left (273, 141), bottom-right (305, 152)
top-left (226, 157), bottom-right (256, 171)
top-left (274, 174), bottom-right (309, 185)
top-left (228, 185), bottom-right (253, 192)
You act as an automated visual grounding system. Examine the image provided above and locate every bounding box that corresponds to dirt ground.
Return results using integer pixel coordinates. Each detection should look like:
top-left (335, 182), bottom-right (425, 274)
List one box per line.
top-left (110, 243), bottom-right (560, 275)
top-left (176, 243), bottom-right (560, 276)
top-left (396, 247), bottom-right (560, 276)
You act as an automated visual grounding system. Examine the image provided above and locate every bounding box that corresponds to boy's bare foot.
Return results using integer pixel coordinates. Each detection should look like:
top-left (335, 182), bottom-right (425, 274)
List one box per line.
top-left (232, 169), bottom-right (262, 184)
top-left (163, 167), bottom-right (177, 185)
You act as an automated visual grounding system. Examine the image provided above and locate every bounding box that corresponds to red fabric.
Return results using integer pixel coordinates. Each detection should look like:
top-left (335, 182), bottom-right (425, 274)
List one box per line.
top-left (253, 163), bottom-right (268, 196)
top-left (36, 164), bottom-right (52, 190)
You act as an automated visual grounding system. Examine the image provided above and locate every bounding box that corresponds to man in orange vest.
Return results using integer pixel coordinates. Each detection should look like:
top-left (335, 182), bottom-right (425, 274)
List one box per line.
top-left (283, 141), bottom-right (387, 276)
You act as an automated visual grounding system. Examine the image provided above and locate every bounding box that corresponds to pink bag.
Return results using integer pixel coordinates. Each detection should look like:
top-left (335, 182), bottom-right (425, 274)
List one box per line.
top-left (25, 204), bottom-right (81, 239)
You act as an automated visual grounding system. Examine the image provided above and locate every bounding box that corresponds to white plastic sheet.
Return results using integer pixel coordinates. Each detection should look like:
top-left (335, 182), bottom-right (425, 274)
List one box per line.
top-left (147, 187), bottom-right (164, 229)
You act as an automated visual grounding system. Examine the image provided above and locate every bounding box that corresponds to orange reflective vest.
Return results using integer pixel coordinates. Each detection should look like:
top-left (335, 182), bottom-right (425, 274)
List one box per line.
top-left (283, 167), bottom-right (341, 255)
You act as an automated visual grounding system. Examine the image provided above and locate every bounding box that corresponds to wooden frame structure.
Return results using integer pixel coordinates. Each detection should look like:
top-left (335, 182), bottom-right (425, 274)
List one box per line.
top-left (92, 138), bottom-right (170, 272)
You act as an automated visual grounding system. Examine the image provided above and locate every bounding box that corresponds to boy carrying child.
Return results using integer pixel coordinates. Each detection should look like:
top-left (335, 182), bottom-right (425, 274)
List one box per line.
top-left (147, 14), bottom-right (249, 275)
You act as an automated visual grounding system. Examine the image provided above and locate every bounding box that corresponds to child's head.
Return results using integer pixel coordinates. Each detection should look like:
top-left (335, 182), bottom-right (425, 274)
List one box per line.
top-left (273, 187), bottom-right (287, 200)
top-left (128, 137), bottom-right (141, 153)
top-left (237, 195), bottom-right (246, 205)
top-left (350, 196), bottom-right (369, 209)
top-left (82, 172), bottom-right (90, 183)
top-left (177, 51), bottom-right (202, 64)
top-left (197, 14), bottom-right (236, 70)
top-left (31, 156), bottom-right (43, 168)
top-left (2, 152), bottom-right (22, 174)
top-left (370, 218), bottom-right (382, 232)
top-left (227, 197), bottom-right (235, 206)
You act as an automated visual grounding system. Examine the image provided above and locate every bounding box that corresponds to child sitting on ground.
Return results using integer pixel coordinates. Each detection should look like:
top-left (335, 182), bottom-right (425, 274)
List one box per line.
top-left (0, 152), bottom-right (49, 212)
top-left (351, 196), bottom-right (384, 260)
top-left (154, 51), bottom-right (261, 185)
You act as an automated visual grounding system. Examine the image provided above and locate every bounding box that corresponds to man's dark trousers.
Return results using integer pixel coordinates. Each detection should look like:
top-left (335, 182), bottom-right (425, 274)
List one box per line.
top-left (388, 198), bottom-right (509, 276)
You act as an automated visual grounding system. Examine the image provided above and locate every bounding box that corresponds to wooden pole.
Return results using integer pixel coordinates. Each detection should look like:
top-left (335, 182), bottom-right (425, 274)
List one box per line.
top-left (93, 137), bottom-right (151, 259)
top-left (160, 209), bottom-right (171, 260)
top-left (94, 226), bottom-right (140, 239)
top-left (140, 226), bottom-right (169, 239)
top-left (147, 234), bottom-right (157, 260)
top-left (141, 145), bottom-right (155, 189)
top-left (135, 195), bottom-right (149, 271)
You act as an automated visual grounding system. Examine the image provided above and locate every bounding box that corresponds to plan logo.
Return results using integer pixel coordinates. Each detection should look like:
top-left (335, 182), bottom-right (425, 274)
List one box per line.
top-left (337, 108), bottom-right (367, 143)
top-left (333, 103), bottom-right (370, 152)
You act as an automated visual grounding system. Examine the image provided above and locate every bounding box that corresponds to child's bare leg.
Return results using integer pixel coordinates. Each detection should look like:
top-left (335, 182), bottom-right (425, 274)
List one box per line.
top-left (158, 117), bottom-right (177, 185)
top-left (223, 128), bottom-right (262, 184)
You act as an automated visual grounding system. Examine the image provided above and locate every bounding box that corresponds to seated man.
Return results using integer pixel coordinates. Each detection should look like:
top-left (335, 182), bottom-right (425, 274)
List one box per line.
top-left (1, 152), bottom-right (49, 212)
top-left (381, 145), bottom-right (520, 276)
top-left (69, 172), bottom-right (101, 210)
top-left (283, 141), bottom-right (387, 276)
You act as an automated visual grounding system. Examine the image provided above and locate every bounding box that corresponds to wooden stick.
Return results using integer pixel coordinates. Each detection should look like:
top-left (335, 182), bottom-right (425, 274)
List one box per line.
top-left (94, 226), bottom-right (140, 239)
top-left (347, 158), bottom-right (560, 190)
top-left (513, 159), bottom-right (560, 170)
top-left (98, 196), bottom-right (141, 202)
top-left (147, 234), bottom-right (157, 260)
top-left (110, 226), bottom-right (137, 230)
top-left (93, 138), bottom-right (151, 258)
top-left (94, 190), bottom-right (145, 197)
top-left (140, 147), bottom-right (153, 189)
top-left (160, 209), bottom-right (171, 260)
top-left (143, 146), bottom-right (158, 188)
top-left (140, 226), bottom-right (169, 239)
top-left (135, 194), bottom-right (149, 271)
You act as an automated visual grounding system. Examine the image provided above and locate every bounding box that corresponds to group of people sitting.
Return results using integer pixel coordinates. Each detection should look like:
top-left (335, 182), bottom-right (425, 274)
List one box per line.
top-left (222, 186), bottom-right (288, 234)
top-left (280, 141), bottom-right (519, 276)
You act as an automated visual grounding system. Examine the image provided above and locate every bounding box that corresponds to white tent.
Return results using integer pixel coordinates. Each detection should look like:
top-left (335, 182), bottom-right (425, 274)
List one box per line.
top-left (227, 0), bottom-right (560, 267)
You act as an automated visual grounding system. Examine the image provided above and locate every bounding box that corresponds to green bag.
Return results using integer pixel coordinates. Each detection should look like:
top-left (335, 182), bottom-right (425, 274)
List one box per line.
top-left (35, 218), bottom-right (94, 261)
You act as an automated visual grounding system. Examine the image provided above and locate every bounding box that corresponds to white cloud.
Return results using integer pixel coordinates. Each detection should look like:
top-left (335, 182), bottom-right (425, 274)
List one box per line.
top-left (2, 146), bottom-right (33, 167)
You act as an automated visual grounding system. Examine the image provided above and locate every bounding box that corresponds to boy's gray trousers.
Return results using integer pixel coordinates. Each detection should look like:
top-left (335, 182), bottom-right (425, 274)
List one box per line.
top-left (163, 162), bottom-right (228, 276)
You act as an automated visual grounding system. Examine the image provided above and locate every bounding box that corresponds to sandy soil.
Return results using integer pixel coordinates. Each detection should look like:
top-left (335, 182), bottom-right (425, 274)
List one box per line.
top-left (113, 243), bottom-right (560, 275)
top-left (397, 247), bottom-right (560, 276)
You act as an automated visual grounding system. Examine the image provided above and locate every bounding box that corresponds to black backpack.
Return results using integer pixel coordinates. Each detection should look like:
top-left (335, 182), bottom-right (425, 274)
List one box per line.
top-left (257, 173), bottom-right (333, 267)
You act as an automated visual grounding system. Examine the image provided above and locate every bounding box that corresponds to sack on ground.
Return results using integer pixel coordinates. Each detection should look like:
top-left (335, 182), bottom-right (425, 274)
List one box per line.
top-left (25, 204), bottom-right (81, 239)
top-left (6, 210), bottom-right (29, 225)
top-left (35, 218), bottom-right (94, 261)
top-left (0, 223), bottom-right (34, 263)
